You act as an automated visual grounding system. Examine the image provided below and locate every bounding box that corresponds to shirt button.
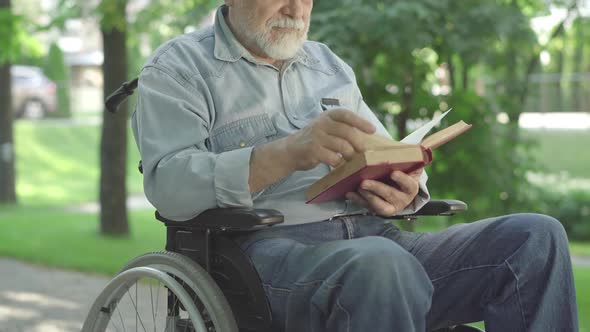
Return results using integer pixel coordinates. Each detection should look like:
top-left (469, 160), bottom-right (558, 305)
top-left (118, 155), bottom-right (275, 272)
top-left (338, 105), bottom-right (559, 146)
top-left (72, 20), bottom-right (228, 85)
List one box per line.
top-left (293, 115), bottom-right (298, 120)
top-left (239, 142), bottom-right (246, 147)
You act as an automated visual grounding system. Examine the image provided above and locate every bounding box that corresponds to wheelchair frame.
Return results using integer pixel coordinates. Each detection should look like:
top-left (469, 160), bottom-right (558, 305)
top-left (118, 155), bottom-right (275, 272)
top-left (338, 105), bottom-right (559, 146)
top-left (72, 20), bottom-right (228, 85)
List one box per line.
top-left (82, 79), bottom-right (485, 332)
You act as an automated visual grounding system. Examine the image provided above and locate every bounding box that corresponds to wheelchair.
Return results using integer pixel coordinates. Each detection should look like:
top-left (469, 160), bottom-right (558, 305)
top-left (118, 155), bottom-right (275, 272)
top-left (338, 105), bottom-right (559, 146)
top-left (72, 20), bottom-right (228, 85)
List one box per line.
top-left (81, 81), bottom-right (485, 332)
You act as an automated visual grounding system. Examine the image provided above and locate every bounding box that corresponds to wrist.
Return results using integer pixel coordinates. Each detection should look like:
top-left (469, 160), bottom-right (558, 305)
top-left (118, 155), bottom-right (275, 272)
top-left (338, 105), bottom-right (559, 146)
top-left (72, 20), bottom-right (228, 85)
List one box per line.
top-left (273, 136), bottom-right (297, 173)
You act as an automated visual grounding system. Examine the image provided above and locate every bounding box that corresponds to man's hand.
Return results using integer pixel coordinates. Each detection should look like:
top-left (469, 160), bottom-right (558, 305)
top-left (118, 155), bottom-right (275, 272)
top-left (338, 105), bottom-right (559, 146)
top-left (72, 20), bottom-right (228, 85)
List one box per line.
top-left (345, 168), bottom-right (423, 217)
top-left (284, 109), bottom-right (376, 171)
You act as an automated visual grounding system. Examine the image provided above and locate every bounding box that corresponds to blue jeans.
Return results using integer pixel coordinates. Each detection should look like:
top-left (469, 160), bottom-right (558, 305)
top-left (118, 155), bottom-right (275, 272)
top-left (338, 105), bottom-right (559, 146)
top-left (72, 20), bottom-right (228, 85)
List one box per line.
top-left (234, 213), bottom-right (578, 331)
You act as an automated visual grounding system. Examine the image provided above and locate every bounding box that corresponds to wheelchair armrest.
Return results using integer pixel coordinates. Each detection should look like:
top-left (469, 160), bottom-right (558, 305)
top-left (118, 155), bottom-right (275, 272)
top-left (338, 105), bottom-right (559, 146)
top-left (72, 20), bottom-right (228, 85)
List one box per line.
top-left (393, 199), bottom-right (468, 219)
top-left (156, 207), bottom-right (284, 231)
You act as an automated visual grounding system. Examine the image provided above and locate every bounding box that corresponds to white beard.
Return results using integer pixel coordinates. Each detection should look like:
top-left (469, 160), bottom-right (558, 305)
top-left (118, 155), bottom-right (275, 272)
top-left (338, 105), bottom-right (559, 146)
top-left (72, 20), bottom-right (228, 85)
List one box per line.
top-left (233, 13), bottom-right (308, 60)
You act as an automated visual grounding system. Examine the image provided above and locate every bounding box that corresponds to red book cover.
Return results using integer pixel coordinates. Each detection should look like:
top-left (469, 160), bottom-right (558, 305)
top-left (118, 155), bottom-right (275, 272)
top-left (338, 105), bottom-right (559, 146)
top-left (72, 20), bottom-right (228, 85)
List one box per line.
top-left (304, 119), bottom-right (472, 204)
top-left (306, 148), bottom-right (433, 204)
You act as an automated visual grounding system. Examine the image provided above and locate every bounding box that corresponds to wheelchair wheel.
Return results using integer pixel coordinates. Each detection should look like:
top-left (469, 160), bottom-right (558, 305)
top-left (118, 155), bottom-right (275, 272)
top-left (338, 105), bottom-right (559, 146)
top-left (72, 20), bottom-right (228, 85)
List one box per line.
top-left (82, 251), bottom-right (238, 332)
top-left (433, 325), bottom-right (485, 332)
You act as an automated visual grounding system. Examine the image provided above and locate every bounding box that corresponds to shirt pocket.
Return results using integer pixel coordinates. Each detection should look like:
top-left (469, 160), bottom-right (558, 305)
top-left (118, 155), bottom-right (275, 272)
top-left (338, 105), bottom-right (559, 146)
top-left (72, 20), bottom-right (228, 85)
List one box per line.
top-left (209, 113), bottom-right (278, 153)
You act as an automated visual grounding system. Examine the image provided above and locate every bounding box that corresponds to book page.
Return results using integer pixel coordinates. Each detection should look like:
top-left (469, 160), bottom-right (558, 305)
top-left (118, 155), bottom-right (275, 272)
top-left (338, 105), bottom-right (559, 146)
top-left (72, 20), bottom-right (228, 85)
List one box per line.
top-left (421, 121), bottom-right (472, 150)
top-left (401, 109), bottom-right (452, 144)
top-left (363, 133), bottom-right (407, 150)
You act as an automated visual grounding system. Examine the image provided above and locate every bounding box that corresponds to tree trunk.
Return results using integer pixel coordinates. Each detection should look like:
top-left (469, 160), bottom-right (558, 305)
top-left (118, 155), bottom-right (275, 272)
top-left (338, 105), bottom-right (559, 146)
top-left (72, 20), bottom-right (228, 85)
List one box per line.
top-left (571, 21), bottom-right (585, 112)
top-left (554, 32), bottom-right (566, 112)
top-left (462, 62), bottom-right (469, 91)
top-left (0, 0), bottom-right (17, 204)
top-left (398, 68), bottom-right (415, 232)
top-left (99, 6), bottom-right (129, 235)
top-left (395, 69), bottom-right (414, 140)
top-left (447, 54), bottom-right (456, 90)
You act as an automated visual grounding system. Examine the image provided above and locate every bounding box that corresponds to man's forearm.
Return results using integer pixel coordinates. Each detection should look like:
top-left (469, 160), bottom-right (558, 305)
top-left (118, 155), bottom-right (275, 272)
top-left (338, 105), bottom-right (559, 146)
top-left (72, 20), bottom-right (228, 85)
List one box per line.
top-left (249, 137), bottom-right (295, 193)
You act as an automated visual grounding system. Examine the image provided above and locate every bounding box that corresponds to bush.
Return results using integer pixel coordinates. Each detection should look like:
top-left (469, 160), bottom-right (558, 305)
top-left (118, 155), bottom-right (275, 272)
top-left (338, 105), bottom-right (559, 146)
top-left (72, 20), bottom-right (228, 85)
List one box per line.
top-left (44, 43), bottom-right (71, 118)
top-left (531, 185), bottom-right (590, 241)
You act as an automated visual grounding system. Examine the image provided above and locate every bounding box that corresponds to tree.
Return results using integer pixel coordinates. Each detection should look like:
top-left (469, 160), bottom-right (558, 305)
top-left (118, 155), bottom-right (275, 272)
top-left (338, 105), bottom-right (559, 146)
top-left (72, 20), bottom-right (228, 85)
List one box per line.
top-left (95, 0), bottom-right (218, 236)
top-left (45, 42), bottom-right (72, 118)
top-left (571, 17), bottom-right (590, 112)
top-left (0, 0), bottom-right (16, 203)
top-left (310, 0), bottom-right (580, 228)
top-left (99, 0), bottom-right (130, 235)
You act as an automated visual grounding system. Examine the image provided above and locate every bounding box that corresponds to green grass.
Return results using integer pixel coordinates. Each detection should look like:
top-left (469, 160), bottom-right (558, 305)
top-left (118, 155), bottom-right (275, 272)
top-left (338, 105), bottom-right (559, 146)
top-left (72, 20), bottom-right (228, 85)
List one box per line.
top-left (14, 121), bottom-right (143, 206)
top-left (571, 242), bottom-right (590, 256)
top-left (0, 206), bottom-right (164, 275)
top-left (576, 267), bottom-right (590, 331)
top-left (524, 129), bottom-right (590, 179)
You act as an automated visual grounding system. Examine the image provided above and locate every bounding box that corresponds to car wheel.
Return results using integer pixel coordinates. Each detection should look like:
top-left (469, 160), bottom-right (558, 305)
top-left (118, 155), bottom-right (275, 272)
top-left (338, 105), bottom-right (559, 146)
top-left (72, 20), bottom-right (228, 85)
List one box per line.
top-left (20, 99), bottom-right (46, 119)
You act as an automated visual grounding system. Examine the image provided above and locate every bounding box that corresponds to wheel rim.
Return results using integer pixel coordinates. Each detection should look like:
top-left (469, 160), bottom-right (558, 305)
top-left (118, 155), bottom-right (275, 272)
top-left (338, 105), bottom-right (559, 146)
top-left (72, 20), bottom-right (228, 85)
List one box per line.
top-left (83, 267), bottom-right (207, 332)
top-left (117, 252), bottom-right (238, 332)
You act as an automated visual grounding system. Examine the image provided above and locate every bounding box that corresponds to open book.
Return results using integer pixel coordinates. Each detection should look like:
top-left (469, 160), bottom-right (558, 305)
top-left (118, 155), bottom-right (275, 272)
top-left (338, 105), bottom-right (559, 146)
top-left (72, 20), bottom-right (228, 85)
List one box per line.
top-left (305, 111), bottom-right (472, 204)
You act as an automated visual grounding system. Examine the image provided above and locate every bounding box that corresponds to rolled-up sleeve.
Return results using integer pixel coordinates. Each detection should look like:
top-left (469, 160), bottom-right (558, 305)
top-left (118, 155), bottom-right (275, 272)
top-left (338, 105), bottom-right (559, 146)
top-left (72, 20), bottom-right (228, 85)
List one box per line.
top-left (132, 66), bottom-right (254, 221)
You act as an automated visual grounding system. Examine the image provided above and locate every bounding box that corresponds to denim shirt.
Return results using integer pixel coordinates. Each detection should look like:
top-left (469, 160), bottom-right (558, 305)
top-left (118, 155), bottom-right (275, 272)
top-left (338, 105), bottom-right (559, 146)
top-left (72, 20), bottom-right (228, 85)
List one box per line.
top-left (131, 6), bottom-right (429, 225)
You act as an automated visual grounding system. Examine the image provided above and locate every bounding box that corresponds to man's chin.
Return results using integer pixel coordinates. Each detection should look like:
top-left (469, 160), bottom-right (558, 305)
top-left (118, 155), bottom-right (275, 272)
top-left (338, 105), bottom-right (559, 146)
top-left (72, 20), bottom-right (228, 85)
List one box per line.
top-left (271, 39), bottom-right (306, 57)
top-left (264, 48), bottom-right (300, 61)
top-left (268, 42), bottom-right (305, 59)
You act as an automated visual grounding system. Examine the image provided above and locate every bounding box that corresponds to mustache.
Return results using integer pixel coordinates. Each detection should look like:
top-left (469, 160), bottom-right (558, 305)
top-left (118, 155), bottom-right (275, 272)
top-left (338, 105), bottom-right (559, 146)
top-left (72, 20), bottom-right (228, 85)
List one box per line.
top-left (268, 17), bottom-right (305, 30)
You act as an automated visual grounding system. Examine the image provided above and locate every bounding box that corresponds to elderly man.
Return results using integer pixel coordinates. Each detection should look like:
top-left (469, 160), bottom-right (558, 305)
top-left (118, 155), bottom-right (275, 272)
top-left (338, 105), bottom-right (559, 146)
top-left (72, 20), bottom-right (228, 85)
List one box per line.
top-left (132, 0), bottom-right (578, 331)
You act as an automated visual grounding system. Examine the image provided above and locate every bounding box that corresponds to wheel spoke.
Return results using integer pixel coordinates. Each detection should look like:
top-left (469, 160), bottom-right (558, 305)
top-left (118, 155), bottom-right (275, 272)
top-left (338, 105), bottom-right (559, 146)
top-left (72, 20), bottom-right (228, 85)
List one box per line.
top-left (126, 286), bottom-right (148, 332)
top-left (111, 312), bottom-right (122, 332)
top-left (116, 303), bottom-right (127, 332)
top-left (150, 282), bottom-right (156, 332)
top-left (154, 281), bottom-right (161, 321)
top-left (183, 285), bottom-right (190, 332)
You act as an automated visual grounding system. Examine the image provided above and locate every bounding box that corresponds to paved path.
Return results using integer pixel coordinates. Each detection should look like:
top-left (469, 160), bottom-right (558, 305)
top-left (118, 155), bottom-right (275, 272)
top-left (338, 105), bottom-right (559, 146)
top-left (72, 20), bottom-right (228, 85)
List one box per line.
top-left (573, 254), bottom-right (590, 267)
top-left (0, 258), bottom-right (109, 332)
top-left (1, 255), bottom-right (589, 331)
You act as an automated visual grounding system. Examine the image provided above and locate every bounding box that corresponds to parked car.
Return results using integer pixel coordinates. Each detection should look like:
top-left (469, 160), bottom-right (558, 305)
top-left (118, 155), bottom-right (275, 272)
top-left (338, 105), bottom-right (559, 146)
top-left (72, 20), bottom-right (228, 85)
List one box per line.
top-left (11, 65), bottom-right (58, 119)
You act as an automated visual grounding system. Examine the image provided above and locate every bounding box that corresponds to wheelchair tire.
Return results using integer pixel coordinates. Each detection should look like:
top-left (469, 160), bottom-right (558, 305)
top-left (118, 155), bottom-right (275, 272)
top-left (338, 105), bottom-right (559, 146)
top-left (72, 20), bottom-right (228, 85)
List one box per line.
top-left (120, 251), bottom-right (238, 332)
top-left (82, 265), bottom-right (206, 331)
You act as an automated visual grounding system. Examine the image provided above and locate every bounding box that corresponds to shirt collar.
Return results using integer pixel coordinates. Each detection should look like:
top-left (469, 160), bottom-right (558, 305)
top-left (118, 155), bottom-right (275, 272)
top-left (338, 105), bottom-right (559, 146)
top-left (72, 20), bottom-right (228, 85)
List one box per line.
top-left (213, 5), bottom-right (319, 68)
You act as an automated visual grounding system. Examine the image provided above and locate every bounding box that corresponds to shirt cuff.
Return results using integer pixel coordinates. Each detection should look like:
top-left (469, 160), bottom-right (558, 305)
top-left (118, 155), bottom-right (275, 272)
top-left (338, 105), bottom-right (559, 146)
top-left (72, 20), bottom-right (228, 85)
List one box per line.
top-left (395, 170), bottom-right (430, 215)
top-left (214, 147), bottom-right (255, 208)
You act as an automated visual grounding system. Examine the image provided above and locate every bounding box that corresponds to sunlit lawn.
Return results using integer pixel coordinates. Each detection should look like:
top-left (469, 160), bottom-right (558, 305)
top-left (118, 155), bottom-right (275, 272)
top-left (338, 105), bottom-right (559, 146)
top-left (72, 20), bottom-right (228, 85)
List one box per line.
top-left (14, 120), bottom-right (143, 206)
top-left (0, 206), bottom-right (164, 275)
top-left (524, 129), bottom-right (590, 179)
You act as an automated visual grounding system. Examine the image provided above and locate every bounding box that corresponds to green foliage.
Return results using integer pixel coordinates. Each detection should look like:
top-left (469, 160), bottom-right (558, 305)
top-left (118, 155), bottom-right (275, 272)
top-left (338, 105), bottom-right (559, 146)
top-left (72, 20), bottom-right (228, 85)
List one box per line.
top-left (524, 156), bottom-right (590, 241)
top-left (35, 0), bottom-right (82, 31)
top-left (127, 0), bottom-right (219, 74)
top-left (98, 0), bottom-right (128, 32)
top-left (532, 188), bottom-right (590, 241)
top-left (0, 9), bottom-right (43, 64)
top-left (311, 1), bottom-right (548, 223)
top-left (44, 43), bottom-right (71, 118)
top-left (425, 91), bottom-right (538, 222)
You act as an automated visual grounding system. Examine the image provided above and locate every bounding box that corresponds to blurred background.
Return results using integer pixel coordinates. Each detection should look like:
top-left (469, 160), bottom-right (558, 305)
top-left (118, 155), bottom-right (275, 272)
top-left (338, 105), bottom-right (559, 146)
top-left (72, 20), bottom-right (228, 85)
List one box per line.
top-left (0, 0), bottom-right (589, 330)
